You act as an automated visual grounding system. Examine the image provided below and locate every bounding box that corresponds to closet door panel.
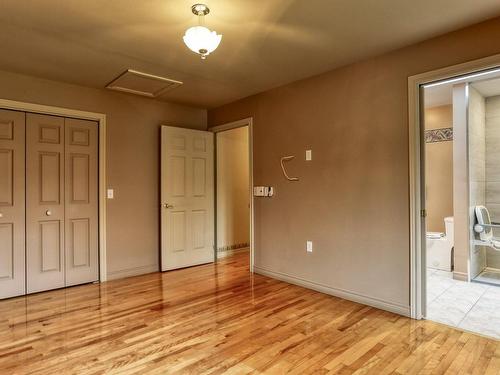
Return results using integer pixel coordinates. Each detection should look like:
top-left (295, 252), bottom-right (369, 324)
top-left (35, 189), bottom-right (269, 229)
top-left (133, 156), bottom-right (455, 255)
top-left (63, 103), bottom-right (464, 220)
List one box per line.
top-left (65, 118), bottom-right (98, 286)
top-left (26, 113), bottom-right (65, 293)
top-left (0, 109), bottom-right (25, 299)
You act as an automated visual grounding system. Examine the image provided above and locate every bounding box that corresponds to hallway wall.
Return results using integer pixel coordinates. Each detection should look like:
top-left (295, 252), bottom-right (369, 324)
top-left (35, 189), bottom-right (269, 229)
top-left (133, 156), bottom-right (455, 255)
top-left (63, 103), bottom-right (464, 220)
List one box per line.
top-left (216, 127), bottom-right (250, 253)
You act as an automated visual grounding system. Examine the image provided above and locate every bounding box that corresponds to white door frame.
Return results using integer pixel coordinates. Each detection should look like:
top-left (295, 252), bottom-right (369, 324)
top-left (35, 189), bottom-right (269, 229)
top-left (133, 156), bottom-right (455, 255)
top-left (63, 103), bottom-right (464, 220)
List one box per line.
top-left (0, 98), bottom-right (108, 282)
top-left (209, 117), bottom-right (255, 272)
top-left (409, 53), bottom-right (500, 319)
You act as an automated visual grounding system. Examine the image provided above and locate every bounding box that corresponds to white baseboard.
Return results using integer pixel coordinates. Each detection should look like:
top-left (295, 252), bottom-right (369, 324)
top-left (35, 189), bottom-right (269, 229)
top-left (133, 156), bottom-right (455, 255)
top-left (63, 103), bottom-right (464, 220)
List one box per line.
top-left (218, 247), bottom-right (249, 259)
top-left (254, 266), bottom-right (410, 317)
top-left (107, 264), bottom-right (159, 281)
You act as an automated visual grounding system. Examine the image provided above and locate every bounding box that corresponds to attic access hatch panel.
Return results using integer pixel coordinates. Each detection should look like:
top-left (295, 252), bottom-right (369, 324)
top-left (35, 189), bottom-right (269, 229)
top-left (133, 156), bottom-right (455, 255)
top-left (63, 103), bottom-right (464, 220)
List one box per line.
top-left (106, 69), bottom-right (183, 98)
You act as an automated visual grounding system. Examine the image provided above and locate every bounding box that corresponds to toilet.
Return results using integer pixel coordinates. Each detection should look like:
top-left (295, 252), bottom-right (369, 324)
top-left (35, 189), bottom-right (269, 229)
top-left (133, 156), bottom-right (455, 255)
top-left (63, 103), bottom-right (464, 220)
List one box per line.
top-left (426, 217), bottom-right (454, 271)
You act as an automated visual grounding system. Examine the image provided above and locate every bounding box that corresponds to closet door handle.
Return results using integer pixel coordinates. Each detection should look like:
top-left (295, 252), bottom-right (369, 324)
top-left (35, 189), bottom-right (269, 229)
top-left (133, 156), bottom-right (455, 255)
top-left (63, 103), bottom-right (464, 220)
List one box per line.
top-left (46, 210), bottom-right (52, 216)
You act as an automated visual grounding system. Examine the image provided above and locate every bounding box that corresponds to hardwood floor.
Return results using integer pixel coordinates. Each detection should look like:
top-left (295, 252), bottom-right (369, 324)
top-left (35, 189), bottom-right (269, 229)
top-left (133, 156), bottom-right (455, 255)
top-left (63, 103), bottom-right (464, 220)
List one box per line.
top-left (1, 251), bottom-right (500, 374)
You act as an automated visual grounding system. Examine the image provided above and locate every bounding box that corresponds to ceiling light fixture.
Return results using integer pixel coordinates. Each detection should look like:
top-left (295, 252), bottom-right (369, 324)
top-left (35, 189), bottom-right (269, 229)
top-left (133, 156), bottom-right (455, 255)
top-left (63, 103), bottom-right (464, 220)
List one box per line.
top-left (183, 3), bottom-right (222, 60)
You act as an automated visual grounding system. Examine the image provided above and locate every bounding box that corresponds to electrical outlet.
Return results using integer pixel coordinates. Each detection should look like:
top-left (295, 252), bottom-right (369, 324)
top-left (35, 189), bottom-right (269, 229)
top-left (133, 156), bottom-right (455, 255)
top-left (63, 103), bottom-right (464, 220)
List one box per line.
top-left (253, 186), bottom-right (274, 197)
top-left (306, 241), bottom-right (313, 253)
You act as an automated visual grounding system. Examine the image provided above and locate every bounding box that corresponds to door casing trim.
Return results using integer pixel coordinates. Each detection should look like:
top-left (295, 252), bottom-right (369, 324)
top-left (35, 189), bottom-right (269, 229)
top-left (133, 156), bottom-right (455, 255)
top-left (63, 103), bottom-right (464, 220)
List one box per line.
top-left (408, 53), bottom-right (500, 319)
top-left (209, 118), bottom-right (255, 272)
top-left (0, 98), bottom-right (107, 282)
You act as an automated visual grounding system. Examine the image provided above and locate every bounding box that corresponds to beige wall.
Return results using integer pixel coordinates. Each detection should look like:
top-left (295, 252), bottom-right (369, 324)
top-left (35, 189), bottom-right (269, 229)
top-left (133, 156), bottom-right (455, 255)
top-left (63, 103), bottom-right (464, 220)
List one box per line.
top-left (485, 95), bottom-right (500, 269)
top-left (0, 69), bottom-right (206, 279)
top-left (208, 17), bottom-right (500, 313)
top-left (452, 84), bottom-right (469, 280)
top-left (216, 127), bottom-right (250, 252)
top-left (468, 87), bottom-right (487, 279)
top-left (424, 105), bottom-right (453, 233)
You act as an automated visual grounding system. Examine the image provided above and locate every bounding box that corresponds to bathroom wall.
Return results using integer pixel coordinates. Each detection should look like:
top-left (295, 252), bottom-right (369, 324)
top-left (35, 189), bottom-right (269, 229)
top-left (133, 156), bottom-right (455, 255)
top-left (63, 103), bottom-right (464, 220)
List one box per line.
top-left (453, 84), bottom-right (470, 280)
top-left (424, 105), bottom-right (453, 233)
top-left (216, 126), bottom-right (250, 254)
top-left (468, 86), bottom-right (487, 279)
top-left (485, 95), bottom-right (500, 269)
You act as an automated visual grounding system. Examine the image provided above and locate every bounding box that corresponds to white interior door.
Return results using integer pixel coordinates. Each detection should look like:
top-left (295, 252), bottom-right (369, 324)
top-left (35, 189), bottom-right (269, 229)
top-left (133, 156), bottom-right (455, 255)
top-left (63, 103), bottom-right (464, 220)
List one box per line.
top-left (161, 126), bottom-right (214, 271)
top-left (64, 118), bottom-right (99, 286)
top-left (0, 109), bottom-right (25, 299)
top-left (26, 113), bottom-right (66, 293)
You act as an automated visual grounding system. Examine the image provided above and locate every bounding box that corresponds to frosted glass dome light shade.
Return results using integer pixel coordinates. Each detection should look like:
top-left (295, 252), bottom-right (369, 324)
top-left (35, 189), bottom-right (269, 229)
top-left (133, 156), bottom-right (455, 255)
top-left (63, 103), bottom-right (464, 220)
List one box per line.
top-left (183, 26), bottom-right (222, 59)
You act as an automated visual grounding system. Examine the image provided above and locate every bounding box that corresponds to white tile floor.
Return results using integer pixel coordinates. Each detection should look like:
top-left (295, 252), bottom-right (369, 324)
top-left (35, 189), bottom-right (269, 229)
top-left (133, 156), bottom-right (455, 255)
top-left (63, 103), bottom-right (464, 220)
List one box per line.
top-left (427, 269), bottom-right (500, 339)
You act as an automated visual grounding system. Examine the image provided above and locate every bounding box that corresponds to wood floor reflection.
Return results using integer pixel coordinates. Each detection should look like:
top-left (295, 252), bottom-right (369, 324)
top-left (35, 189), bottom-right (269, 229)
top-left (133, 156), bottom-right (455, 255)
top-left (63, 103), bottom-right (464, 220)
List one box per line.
top-left (1, 251), bottom-right (499, 374)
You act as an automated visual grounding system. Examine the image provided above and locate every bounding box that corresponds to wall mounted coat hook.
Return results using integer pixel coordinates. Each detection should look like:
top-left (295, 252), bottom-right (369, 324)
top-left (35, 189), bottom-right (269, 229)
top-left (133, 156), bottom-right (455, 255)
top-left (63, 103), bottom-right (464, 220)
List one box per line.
top-left (280, 155), bottom-right (299, 181)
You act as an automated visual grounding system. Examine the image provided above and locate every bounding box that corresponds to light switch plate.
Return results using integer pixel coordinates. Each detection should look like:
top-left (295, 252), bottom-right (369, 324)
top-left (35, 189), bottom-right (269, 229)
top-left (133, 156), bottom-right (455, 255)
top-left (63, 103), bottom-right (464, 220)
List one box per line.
top-left (107, 189), bottom-right (114, 199)
top-left (306, 241), bottom-right (313, 252)
top-left (306, 150), bottom-right (312, 161)
top-left (253, 186), bottom-right (265, 196)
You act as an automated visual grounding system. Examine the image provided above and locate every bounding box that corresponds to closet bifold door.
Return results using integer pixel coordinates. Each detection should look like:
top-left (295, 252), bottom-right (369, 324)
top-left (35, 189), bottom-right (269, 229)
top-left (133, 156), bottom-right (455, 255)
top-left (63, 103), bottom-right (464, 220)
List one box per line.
top-left (26, 113), bottom-right (65, 293)
top-left (64, 118), bottom-right (98, 286)
top-left (0, 109), bottom-right (25, 299)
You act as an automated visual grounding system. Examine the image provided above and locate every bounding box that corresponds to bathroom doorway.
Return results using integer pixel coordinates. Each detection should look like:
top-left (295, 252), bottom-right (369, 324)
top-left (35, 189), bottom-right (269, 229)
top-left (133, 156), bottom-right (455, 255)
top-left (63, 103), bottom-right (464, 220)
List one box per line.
top-left (414, 63), bottom-right (500, 339)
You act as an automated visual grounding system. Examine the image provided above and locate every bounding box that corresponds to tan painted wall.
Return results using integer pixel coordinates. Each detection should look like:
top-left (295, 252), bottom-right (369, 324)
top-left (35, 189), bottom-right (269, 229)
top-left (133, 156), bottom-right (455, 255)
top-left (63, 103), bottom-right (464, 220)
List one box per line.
top-left (216, 127), bottom-right (250, 251)
top-left (0, 69), bottom-right (206, 279)
top-left (208, 17), bottom-right (500, 311)
top-left (424, 105), bottom-right (453, 233)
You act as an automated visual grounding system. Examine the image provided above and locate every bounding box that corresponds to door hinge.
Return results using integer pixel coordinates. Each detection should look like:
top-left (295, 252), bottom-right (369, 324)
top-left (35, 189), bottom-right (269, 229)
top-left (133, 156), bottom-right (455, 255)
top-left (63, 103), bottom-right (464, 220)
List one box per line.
top-left (421, 209), bottom-right (427, 218)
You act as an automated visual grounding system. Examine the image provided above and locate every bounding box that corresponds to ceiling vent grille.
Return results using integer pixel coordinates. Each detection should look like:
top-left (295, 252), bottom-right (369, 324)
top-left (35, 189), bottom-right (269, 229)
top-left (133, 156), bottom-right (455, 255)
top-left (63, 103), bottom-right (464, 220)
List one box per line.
top-left (106, 69), bottom-right (183, 98)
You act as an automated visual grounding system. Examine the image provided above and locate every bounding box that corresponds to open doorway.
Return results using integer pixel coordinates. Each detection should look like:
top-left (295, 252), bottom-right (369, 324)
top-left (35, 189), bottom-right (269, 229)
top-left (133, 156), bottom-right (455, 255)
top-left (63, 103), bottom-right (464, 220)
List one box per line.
top-left (417, 67), bottom-right (500, 339)
top-left (211, 119), bottom-right (253, 268)
top-left (159, 118), bottom-right (253, 272)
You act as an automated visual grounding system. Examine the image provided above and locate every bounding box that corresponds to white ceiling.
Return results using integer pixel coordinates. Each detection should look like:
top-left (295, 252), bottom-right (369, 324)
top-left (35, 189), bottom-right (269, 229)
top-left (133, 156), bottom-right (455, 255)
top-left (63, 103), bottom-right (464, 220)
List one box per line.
top-left (2, 0), bottom-right (500, 108)
top-left (425, 72), bottom-right (500, 108)
top-left (473, 77), bottom-right (500, 98)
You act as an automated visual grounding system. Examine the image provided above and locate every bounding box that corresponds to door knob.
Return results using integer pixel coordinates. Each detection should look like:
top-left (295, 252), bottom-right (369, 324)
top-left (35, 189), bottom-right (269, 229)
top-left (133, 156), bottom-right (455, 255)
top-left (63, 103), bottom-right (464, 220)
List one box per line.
top-left (46, 210), bottom-right (52, 216)
top-left (162, 203), bottom-right (174, 209)
top-left (0, 213), bottom-right (3, 218)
